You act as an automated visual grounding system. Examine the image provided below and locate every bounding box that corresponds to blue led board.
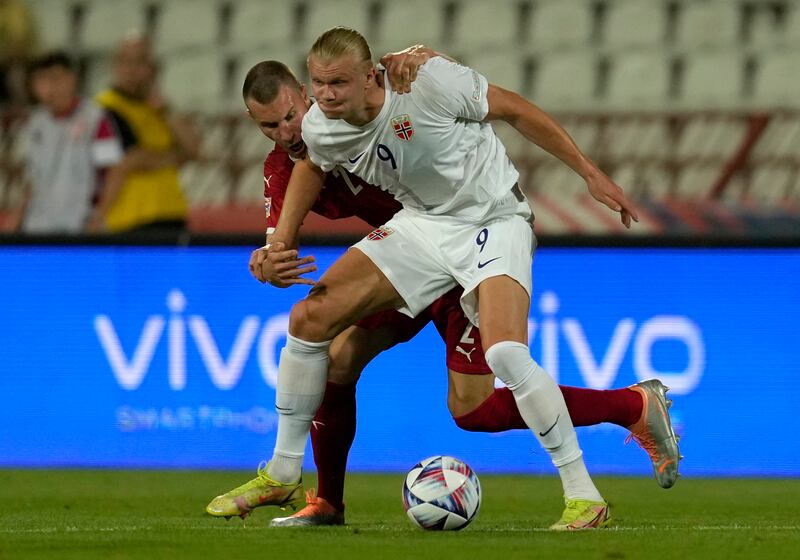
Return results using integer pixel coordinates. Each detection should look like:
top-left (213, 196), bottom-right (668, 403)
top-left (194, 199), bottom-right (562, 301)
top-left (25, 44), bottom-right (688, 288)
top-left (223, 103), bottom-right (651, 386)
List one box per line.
top-left (1, 245), bottom-right (797, 476)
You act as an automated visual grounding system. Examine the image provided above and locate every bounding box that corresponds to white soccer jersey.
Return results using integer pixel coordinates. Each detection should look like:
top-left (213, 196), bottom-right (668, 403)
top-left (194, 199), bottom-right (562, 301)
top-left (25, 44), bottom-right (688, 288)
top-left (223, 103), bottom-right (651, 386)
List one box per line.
top-left (22, 99), bottom-right (123, 233)
top-left (302, 57), bottom-right (520, 221)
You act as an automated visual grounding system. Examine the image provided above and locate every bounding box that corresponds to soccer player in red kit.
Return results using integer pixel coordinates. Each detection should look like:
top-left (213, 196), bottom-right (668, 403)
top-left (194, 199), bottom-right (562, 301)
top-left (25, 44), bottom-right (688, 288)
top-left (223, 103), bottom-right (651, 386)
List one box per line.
top-left (205, 49), bottom-right (680, 527)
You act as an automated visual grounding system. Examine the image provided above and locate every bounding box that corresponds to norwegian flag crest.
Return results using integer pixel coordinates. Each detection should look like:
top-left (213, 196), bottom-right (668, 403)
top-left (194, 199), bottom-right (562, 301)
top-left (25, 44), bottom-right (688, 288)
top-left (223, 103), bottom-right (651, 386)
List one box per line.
top-left (391, 114), bottom-right (414, 141)
top-left (367, 227), bottom-right (394, 240)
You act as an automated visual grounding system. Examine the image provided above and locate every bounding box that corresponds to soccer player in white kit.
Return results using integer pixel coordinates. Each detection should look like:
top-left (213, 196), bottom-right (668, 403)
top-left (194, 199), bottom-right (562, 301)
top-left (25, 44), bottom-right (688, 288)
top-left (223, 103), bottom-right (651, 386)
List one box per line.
top-left (225, 27), bottom-right (637, 530)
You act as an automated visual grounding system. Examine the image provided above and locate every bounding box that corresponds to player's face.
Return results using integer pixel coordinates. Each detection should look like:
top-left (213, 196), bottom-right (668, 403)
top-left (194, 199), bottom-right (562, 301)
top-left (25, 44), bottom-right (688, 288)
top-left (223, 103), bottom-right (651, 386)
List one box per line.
top-left (31, 66), bottom-right (78, 114)
top-left (246, 84), bottom-right (311, 158)
top-left (308, 53), bottom-right (372, 121)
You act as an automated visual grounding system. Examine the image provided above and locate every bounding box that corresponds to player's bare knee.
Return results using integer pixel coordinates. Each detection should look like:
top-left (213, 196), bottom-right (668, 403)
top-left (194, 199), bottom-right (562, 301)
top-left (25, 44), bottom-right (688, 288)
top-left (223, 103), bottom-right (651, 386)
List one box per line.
top-left (288, 298), bottom-right (334, 342)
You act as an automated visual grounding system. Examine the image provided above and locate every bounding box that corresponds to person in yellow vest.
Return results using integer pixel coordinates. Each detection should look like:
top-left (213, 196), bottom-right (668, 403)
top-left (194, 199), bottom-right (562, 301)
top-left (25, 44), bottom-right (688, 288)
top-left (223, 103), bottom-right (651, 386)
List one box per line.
top-left (92, 34), bottom-right (200, 233)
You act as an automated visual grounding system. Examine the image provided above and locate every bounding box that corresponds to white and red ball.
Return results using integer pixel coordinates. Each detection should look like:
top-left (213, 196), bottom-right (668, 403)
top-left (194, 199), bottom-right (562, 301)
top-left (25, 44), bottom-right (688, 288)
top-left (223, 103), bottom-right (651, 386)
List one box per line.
top-left (402, 455), bottom-right (482, 530)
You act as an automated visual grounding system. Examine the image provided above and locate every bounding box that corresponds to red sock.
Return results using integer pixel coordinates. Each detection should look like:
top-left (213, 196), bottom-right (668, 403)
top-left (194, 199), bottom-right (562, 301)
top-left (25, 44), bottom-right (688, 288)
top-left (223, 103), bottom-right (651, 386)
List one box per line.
top-left (310, 381), bottom-right (356, 512)
top-left (454, 388), bottom-right (526, 432)
top-left (453, 386), bottom-right (643, 432)
top-left (560, 386), bottom-right (642, 428)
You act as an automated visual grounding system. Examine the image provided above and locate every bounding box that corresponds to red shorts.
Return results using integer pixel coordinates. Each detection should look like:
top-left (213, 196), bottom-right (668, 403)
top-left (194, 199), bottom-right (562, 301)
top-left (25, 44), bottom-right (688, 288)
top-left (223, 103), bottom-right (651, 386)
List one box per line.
top-left (355, 286), bottom-right (491, 374)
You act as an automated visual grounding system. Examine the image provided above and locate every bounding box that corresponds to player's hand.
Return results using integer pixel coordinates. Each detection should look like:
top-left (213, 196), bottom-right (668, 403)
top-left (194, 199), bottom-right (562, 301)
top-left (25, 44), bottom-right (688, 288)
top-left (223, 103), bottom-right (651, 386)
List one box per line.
top-left (380, 45), bottom-right (434, 94)
top-left (249, 242), bottom-right (317, 288)
top-left (585, 172), bottom-right (639, 228)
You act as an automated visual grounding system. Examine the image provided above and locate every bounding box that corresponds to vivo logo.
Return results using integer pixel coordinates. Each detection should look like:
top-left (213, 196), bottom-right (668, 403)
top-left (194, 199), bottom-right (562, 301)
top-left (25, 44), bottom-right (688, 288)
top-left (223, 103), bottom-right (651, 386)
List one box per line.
top-left (526, 292), bottom-right (704, 395)
top-left (95, 290), bottom-right (287, 391)
top-left (96, 289), bottom-right (704, 395)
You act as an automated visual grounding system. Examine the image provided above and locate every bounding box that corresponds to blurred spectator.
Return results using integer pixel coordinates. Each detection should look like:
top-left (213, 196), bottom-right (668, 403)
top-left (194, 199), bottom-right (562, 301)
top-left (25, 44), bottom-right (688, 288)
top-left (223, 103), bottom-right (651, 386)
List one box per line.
top-left (10, 51), bottom-right (124, 234)
top-left (94, 34), bottom-right (200, 234)
top-left (0, 0), bottom-right (36, 109)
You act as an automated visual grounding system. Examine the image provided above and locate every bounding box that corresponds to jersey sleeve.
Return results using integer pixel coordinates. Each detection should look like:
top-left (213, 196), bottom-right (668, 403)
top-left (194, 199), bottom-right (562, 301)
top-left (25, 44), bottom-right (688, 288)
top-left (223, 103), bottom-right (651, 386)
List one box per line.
top-left (413, 57), bottom-right (489, 122)
top-left (262, 150), bottom-right (292, 234)
top-left (91, 112), bottom-right (124, 168)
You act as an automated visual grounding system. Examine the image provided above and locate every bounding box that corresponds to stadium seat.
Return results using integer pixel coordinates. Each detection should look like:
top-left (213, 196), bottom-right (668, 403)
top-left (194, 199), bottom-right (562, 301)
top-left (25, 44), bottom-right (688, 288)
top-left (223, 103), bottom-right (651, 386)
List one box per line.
top-left (749, 164), bottom-right (794, 205)
top-left (748, 3), bottom-right (783, 49)
top-left (450, 0), bottom-right (521, 51)
top-left (784, 4), bottom-right (800, 47)
top-left (153, 0), bottom-right (219, 54)
top-left (464, 51), bottom-right (527, 94)
top-left (198, 115), bottom-right (237, 161)
top-left (606, 52), bottom-right (671, 109)
top-left (616, 161), bottom-right (674, 200)
top-left (161, 50), bottom-right (227, 112)
top-left (754, 52), bottom-right (800, 105)
top-left (602, 0), bottom-right (667, 50)
top-left (752, 114), bottom-right (800, 160)
top-left (228, 0), bottom-right (297, 50)
top-left (234, 117), bottom-right (275, 161)
top-left (82, 55), bottom-right (112, 98)
top-left (181, 161), bottom-right (232, 205)
top-left (681, 51), bottom-right (744, 107)
top-left (674, 1), bottom-right (741, 48)
top-left (304, 0), bottom-right (373, 43)
top-left (236, 163), bottom-right (269, 203)
top-left (675, 116), bottom-right (746, 160)
top-left (604, 118), bottom-right (672, 159)
top-left (28, 0), bottom-right (76, 50)
top-left (376, 0), bottom-right (445, 51)
top-left (530, 0), bottom-right (593, 50)
top-left (532, 161), bottom-right (587, 197)
top-left (674, 163), bottom-right (721, 198)
top-left (560, 116), bottom-right (601, 153)
top-left (533, 52), bottom-right (597, 109)
top-left (79, 0), bottom-right (147, 53)
top-left (236, 45), bottom-right (307, 89)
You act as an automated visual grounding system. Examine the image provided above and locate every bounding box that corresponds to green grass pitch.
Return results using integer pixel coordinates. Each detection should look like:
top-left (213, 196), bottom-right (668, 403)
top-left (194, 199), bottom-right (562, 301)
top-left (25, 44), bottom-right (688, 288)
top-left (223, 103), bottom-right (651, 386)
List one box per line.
top-left (1, 470), bottom-right (798, 559)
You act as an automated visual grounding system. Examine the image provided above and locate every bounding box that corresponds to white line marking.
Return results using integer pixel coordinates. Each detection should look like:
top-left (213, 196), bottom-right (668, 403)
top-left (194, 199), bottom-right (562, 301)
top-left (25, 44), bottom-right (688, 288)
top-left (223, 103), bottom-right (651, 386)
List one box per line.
top-left (1, 524), bottom-right (799, 534)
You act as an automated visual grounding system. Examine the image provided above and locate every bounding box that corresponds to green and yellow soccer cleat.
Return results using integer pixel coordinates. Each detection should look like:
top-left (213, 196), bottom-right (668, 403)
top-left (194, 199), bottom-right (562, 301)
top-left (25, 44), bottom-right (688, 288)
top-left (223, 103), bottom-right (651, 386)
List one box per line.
top-left (626, 379), bottom-right (682, 489)
top-left (205, 461), bottom-right (304, 519)
top-left (550, 498), bottom-right (611, 531)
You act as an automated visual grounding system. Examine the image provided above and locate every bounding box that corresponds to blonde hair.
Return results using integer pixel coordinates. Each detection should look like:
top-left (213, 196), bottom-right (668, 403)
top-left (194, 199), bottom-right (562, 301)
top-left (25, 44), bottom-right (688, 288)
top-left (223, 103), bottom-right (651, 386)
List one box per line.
top-left (308, 27), bottom-right (372, 67)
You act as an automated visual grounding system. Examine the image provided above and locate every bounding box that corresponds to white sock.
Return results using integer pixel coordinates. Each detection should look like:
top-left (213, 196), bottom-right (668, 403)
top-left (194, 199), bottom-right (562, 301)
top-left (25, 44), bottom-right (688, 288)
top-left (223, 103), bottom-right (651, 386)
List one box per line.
top-left (485, 340), bottom-right (603, 502)
top-left (267, 334), bottom-right (331, 483)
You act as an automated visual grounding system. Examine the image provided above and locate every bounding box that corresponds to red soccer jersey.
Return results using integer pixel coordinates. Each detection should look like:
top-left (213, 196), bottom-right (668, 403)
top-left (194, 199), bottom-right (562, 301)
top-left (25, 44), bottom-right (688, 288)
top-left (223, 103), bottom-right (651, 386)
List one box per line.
top-left (263, 144), bottom-right (402, 231)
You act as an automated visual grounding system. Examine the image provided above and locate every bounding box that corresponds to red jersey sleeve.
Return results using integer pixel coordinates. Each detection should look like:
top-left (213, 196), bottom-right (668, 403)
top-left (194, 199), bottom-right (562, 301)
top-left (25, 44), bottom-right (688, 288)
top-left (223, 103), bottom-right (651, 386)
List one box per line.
top-left (262, 146), bottom-right (294, 233)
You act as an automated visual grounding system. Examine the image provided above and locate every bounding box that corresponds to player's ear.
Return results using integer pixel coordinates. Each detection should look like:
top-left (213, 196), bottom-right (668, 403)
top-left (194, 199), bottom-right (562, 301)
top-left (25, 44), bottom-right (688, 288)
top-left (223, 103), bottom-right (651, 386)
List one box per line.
top-left (299, 83), bottom-right (310, 105)
top-left (365, 63), bottom-right (376, 85)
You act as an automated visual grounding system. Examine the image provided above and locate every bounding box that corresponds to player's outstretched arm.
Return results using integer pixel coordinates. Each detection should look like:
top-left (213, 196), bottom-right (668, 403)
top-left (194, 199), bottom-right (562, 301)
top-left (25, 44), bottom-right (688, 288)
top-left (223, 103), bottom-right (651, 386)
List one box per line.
top-left (272, 157), bottom-right (325, 247)
top-left (485, 85), bottom-right (639, 228)
top-left (251, 158), bottom-right (325, 285)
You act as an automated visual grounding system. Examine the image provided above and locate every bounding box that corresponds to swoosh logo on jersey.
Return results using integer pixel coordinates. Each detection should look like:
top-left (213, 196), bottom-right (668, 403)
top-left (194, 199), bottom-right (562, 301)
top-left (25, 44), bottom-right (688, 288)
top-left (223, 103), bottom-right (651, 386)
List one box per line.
top-left (348, 151), bottom-right (366, 164)
top-left (477, 256), bottom-right (502, 269)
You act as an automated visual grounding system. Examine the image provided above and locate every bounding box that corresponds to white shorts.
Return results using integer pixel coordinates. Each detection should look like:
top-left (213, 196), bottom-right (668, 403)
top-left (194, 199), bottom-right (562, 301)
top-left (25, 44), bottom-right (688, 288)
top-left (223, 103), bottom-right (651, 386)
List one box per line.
top-left (353, 198), bottom-right (536, 326)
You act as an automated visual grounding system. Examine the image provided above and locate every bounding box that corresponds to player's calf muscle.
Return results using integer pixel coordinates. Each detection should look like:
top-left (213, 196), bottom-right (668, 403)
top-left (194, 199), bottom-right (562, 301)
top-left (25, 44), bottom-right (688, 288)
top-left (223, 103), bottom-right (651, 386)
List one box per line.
top-left (328, 326), bottom-right (393, 383)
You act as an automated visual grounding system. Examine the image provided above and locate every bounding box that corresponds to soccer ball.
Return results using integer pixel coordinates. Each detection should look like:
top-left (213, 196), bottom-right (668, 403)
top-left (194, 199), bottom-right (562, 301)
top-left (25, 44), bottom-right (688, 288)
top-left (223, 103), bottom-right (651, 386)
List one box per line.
top-left (402, 455), bottom-right (481, 530)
